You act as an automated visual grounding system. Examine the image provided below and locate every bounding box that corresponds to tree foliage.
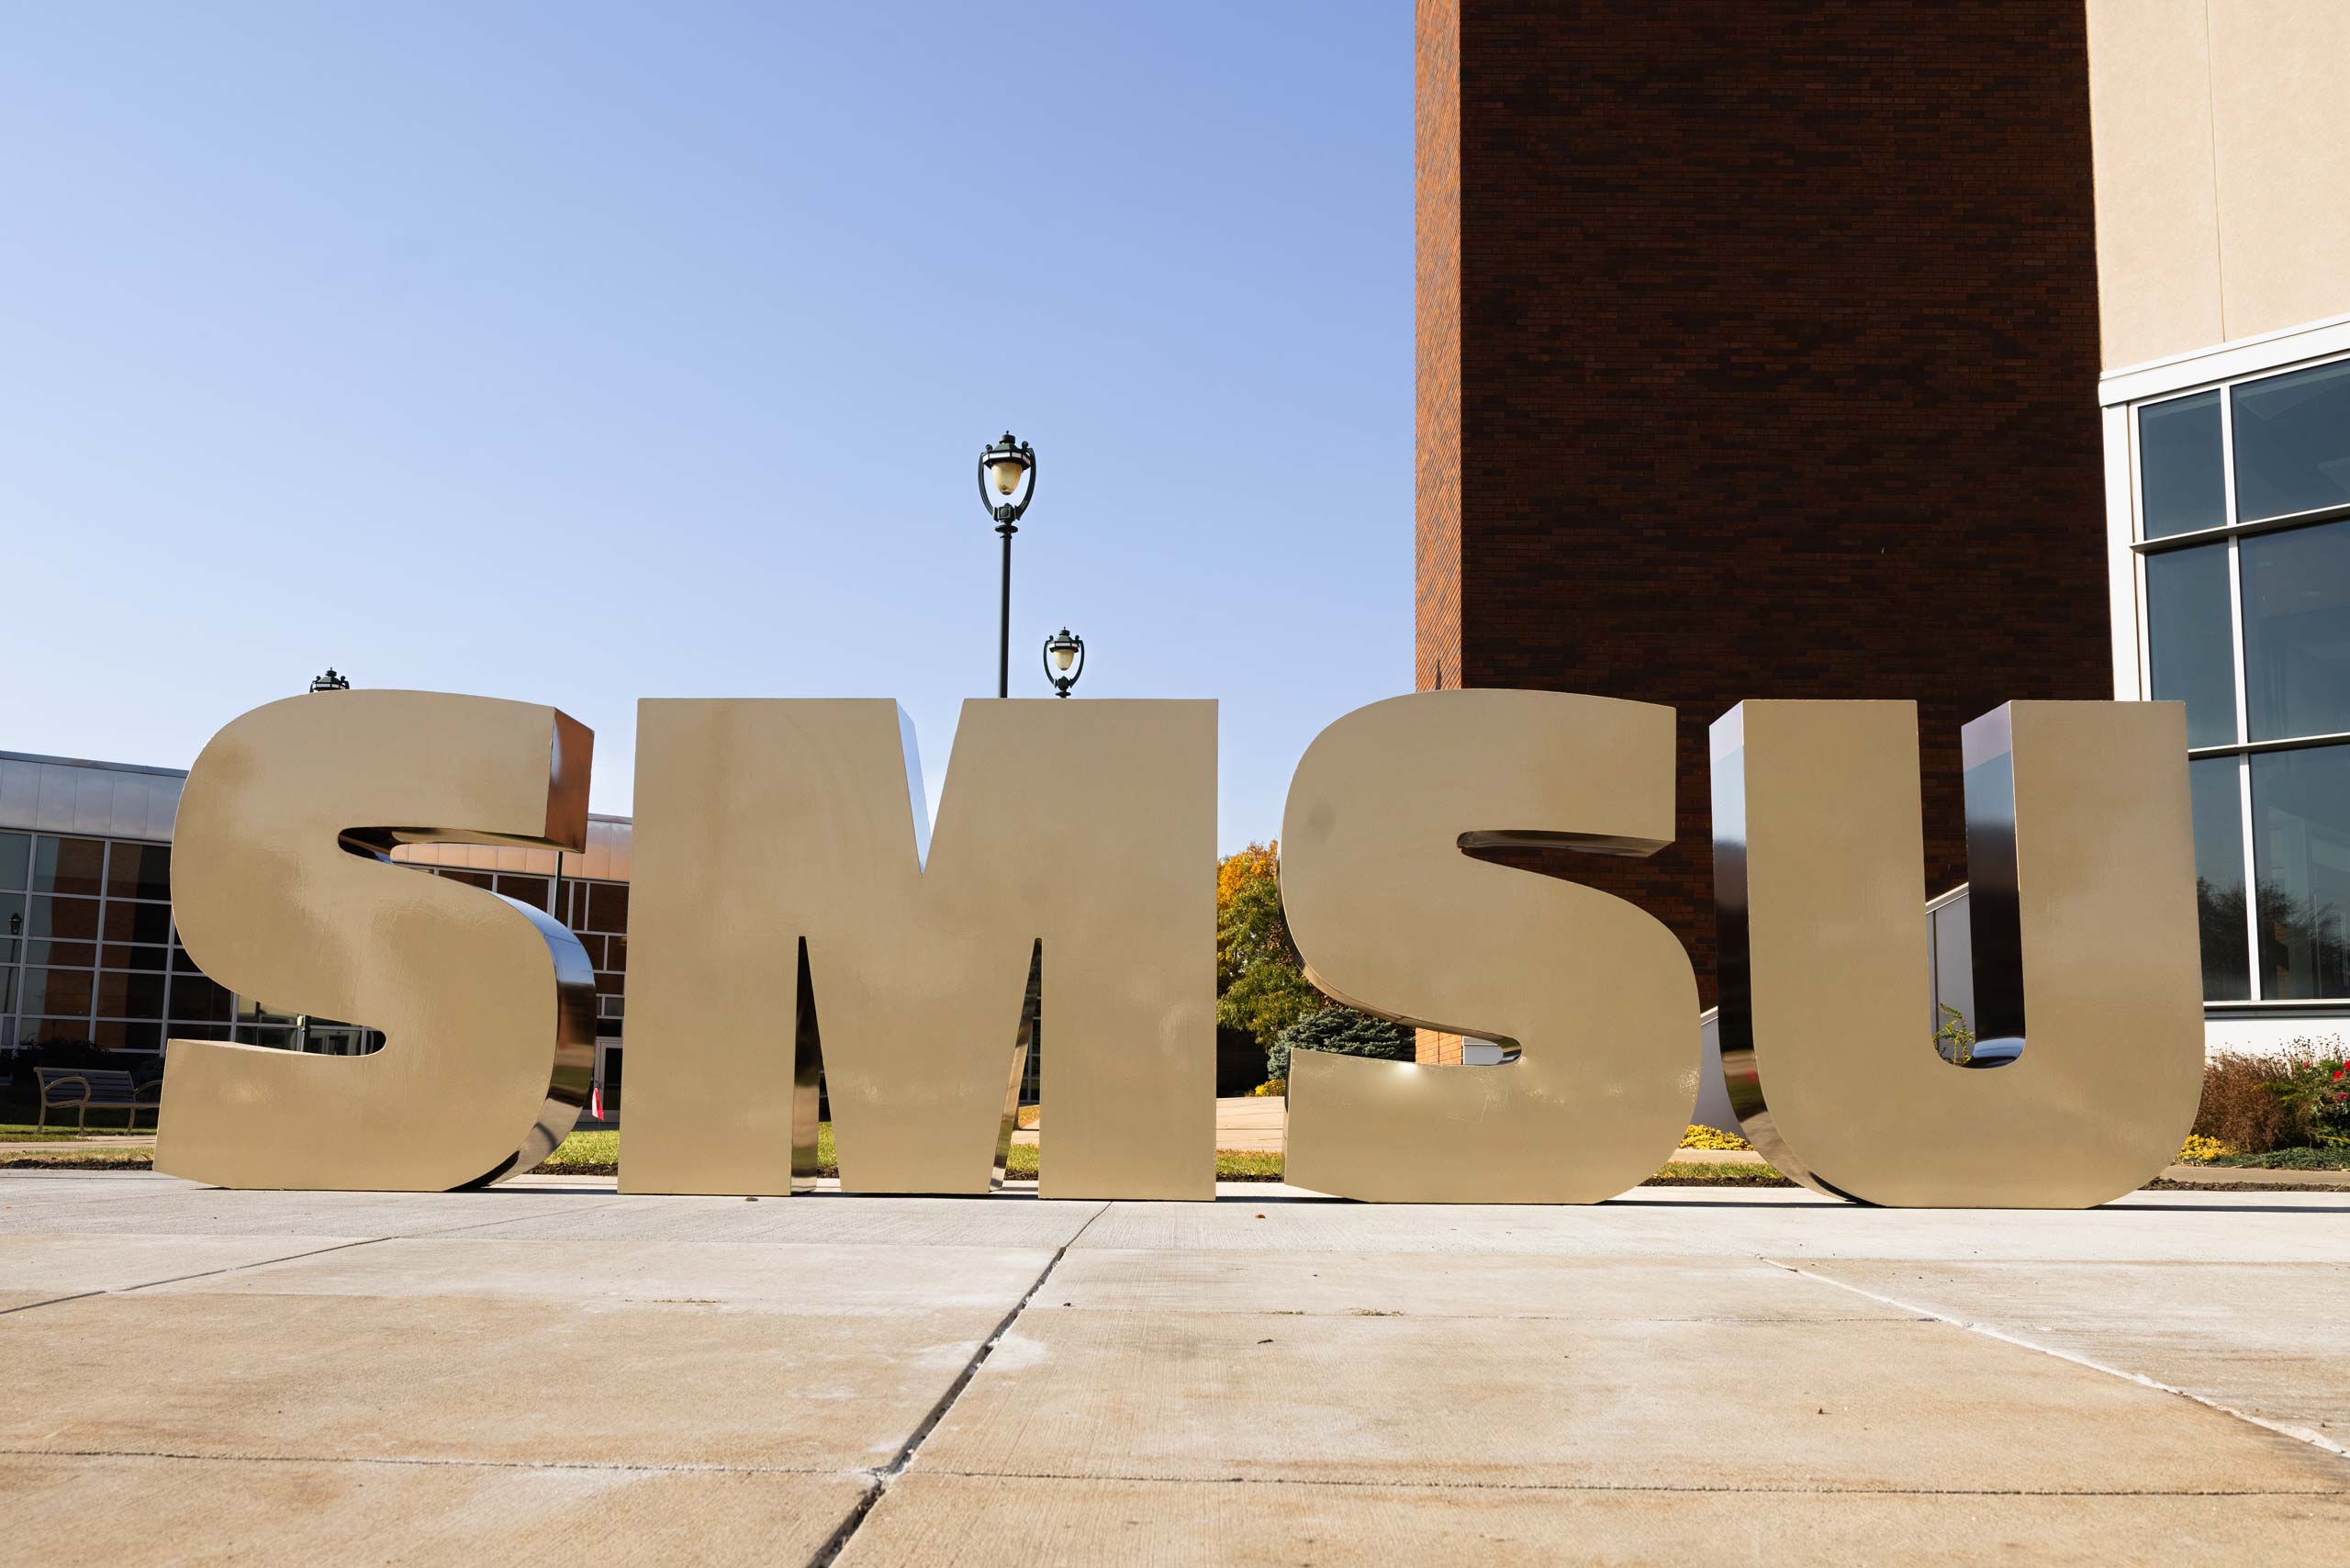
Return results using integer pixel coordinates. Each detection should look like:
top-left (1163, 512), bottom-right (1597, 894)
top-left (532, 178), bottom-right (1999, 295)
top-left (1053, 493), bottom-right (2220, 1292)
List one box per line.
top-left (1266, 1003), bottom-right (1414, 1082)
top-left (1215, 841), bottom-right (1326, 1048)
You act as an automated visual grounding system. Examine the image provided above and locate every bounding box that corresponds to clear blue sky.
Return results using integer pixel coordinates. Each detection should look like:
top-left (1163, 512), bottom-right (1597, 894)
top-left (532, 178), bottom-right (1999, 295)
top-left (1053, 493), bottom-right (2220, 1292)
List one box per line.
top-left (0, 3), bottom-right (1410, 852)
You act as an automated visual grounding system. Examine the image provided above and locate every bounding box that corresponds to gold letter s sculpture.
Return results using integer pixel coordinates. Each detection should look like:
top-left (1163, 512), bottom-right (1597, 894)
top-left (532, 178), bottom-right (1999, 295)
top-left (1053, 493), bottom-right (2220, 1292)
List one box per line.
top-left (1280, 691), bottom-right (1700, 1203)
top-left (154, 691), bottom-right (598, 1191)
top-left (619, 699), bottom-right (1216, 1200)
top-left (1711, 700), bottom-right (2203, 1206)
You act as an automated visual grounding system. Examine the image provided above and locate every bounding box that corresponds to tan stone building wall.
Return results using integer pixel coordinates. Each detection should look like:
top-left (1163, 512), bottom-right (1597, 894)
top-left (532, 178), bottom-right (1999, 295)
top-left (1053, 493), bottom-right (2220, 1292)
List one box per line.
top-left (2087, 0), bottom-right (2350, 369)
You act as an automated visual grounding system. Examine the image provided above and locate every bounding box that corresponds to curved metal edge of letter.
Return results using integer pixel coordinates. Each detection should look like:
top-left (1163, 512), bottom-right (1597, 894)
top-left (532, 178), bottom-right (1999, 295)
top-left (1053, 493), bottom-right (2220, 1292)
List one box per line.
top-left (1709, 700), bottom-right (2202, 1208)
top-left (618, 698), bottom-right (1216, 1200)
top-left (153, 691), bottom-right (598, 1192)
top-left (1279, 690), bottom-right (1698, 1204)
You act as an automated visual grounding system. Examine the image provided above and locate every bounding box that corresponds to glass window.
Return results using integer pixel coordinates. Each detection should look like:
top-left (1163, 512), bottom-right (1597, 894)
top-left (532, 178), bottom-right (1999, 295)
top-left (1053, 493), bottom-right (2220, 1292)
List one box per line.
top-left (93, 1021), bottom-right (162, 1051)
top-left (33, 1018), bottom-right (92, 1045)
top-left (439, 868), bottom-right (494, 892)
top-left (2241, 519), bottom-right (2350, 741)
top-left (604, 935), bottom-right (626, 972)
top-left (167, 975), bottom-right (232, 1022)
top-left (0, 890), bottom-right (23, 942)
top-left (96, 972), bottom-right (167, 1019)
top-left (0, 966), bottom-right (14, 1013)
top-left (106, 842), bottom-right (173, 902)
top-left (2251, 745), bottom-right (2350, 1000)
top-left (166, 1023), bottom-right (232, 1041)
top-left (28, 896), bottom-right (100, 942)
top-left (170, 945), bottom-right (211, 974)
top-left (594, 971), bottom-right (624, 999)
top-left (2188, 757), bottom-right (2251, 1001)
top-left (22, 969), bottom-right (94, 1018)
top-left (2140, 391), bottom-right (2228, 537)
top-left (2144, 543), bottom-right (2238, 746)
top-left (0, 832), bottom-right (28, 890)
top-left (100, 944), bottom-right (170, 972)
top-left (2233, 360), bottom-right (2350, 522)
top-left (588, 882), bottom-right (629, 933)
top-left (30, 837), bottom-right (106, 897)
top-left (103, 901), bottom-right (174, 944)
top-left (495, 874), bottom-right (549, 912)
top-left (24, 940), bottom-right (97, 969)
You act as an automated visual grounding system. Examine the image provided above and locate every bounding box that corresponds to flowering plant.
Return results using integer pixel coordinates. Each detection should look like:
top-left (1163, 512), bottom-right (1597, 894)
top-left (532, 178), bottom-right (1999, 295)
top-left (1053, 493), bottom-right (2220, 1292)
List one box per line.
top-left (2263, 1047), bottom-right (2350, 1146)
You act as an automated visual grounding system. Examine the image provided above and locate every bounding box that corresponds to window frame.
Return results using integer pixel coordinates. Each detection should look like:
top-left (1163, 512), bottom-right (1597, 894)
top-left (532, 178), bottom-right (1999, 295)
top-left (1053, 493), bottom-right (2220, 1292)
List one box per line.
top-left (2107, 314), bottom-right (2350, 1009)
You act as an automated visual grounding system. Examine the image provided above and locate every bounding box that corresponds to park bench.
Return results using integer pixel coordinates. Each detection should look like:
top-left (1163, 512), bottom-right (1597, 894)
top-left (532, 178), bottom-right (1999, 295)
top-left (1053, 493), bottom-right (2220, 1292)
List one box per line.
top-left (34, 1067), bottom-right (162, 1132)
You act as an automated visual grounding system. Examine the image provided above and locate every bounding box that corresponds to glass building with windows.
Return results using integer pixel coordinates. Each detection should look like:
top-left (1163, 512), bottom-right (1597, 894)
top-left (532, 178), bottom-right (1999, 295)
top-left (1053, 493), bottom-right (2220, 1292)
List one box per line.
top-left (2111, 347), bottom-right (2350, 1039)
top-left (0, 750), bottom-right (637, 1118)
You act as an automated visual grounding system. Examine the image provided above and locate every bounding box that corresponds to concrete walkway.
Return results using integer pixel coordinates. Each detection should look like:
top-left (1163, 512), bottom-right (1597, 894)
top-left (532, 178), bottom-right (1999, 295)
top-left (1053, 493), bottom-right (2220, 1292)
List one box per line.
top-left (1, 1170), bottom-right (2344, 1564)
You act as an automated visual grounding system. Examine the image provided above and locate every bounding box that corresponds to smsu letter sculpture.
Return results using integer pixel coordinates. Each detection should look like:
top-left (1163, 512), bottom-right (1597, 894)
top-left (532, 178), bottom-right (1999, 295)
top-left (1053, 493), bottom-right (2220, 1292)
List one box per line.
top-left (153, 688), bottom-right (2204, 1208)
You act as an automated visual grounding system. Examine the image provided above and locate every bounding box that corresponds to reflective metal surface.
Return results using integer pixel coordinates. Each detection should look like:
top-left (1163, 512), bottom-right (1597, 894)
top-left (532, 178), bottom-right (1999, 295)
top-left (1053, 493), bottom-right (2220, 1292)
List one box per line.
top-left (1280, 690), bottom-right (1698, 1203)
top-left (620, 699), bottom-right (1214, 1199)
top-left (153, 692), bottom-right (598, 1191)
top-left (1710, 700), bottom-right (2203, 1207)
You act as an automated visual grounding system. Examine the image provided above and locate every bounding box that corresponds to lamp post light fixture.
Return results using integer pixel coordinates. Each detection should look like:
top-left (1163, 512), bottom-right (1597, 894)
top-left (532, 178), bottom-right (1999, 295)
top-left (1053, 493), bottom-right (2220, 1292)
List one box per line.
top-left (308, 668), bottom-right (351, 693)
top-left (1042, 627), bottom-right (1085, 698)
top-left (978, 431), bottom-right (1036, 699)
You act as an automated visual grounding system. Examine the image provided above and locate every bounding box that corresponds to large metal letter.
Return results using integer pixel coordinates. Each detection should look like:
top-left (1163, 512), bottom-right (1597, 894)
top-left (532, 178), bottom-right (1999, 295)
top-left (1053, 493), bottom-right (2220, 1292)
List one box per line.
top-left (621, 699), bottom-right (1214, 1200)
top-left (155, 692), bottom-right (597, 1191)
top-left (1710, 700), bottom-right (2201, 1206)
top-left (1280, 690), bottom-right (1696, 1203)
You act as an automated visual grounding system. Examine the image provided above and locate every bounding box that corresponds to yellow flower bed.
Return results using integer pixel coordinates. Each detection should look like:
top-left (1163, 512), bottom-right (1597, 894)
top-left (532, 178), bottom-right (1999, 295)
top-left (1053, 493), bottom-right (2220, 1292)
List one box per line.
top-left (2177, 1134), bottom-right (2233, 1164)
top-left (1680, 1124), bottom-right (1752, 1151)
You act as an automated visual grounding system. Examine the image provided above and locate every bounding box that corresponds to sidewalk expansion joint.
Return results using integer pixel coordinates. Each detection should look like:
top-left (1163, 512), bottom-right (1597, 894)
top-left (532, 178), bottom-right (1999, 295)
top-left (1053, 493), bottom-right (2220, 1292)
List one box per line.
top-left (806, 1200), bottom-right (1112, 1568)
top-left (1762, 1257), bottom-right (2350, 1463)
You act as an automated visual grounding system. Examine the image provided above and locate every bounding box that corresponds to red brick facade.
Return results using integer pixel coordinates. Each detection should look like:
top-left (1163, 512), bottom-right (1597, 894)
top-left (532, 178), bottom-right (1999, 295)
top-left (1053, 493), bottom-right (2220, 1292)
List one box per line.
top-left (1416, 1), bottom-right (2111, 1012)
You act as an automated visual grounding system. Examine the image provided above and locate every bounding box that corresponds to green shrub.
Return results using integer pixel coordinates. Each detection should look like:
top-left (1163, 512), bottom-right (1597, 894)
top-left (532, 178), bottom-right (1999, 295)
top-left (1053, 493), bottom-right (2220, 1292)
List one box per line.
top-left (1267, 1006), bottom-right (1413, 1082)
top-left (2193, 1036), bottom-right (2348, 1152)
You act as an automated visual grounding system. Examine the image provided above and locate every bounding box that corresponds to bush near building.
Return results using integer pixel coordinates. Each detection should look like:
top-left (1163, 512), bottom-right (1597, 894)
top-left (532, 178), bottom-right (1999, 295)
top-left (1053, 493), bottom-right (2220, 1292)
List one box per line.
top-left (2192, 1037), bottom-right (2350, 1154)
top-left (1266, 1004), bottom-right (1414, 1083)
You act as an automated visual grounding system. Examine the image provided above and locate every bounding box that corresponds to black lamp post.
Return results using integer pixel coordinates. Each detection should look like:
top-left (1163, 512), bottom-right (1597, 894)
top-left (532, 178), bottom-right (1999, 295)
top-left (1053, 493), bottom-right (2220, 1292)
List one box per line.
top-left (978, 431), bottom-right (1036, 699)
top-left (1041, 628), bottom-right (1085, 698)
top-left (308, 668), bottom-right (351, 693)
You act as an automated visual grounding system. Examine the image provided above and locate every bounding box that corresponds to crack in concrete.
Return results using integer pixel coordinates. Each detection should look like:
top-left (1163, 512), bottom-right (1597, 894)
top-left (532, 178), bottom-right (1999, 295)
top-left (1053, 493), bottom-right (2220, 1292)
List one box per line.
top-left (1762, 1258), bottom-right (2350, 1464)
top-left (806, 1200), bottom-right (1111, 1568)
top-left (898, 1462), bottom-right (2350, 1498)
top-left (0, 1196), bottom-right (643, 1313)
top-left (0, 1445), bottom-right (843, 1476)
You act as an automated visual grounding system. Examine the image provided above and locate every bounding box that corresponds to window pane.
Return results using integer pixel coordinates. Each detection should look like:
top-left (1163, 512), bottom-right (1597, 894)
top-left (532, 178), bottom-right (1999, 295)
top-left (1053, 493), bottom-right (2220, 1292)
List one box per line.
top-left (0, 833), bottom-right (28, 889)
top-left (0, 966), bottom-right (14, 1012)
top-left (2141, 391), bottom-right (2227, 537)
top-left (23, 940), bottom-right (97, 969)
top-left (2242, 518), bottom-right (2350, 741)
top-left (168, 975), bottom-right (232, 1022)
top-left (588, 882), bottom-right (629, 933)
top-left (30, 837), bottom-right (106, 896)
top-left (2144, 543), bottom-right (2239, 746)
top-left (2233, 360), bottom-right (2350, 522)
top-left (94, 1021), bottom-right (162, 1051)
top-left (106, 842), bottom-right (173, 901)
top-left (28, 896), bottom-right (100, 942)
top-left (2251, 745), bottom-right (2350, 999)
top-left (100, 944), bottom-right (170, 971)
top-left (23, 969), bottom-right (94, 1018)
top-left (103, 901), bottom-right (174, 944)
top-left (494, 874), bottom-right (549, 912)
top-left (2188, 758), bottom-right (2251, 1001)
top-left (96, 971), bottom-right (167, 1019)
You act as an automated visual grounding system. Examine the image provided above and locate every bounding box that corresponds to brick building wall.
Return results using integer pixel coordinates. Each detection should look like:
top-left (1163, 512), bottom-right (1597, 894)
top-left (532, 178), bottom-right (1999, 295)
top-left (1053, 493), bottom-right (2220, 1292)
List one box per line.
top-left (1415, 0), bottom-right (2111, 1025)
